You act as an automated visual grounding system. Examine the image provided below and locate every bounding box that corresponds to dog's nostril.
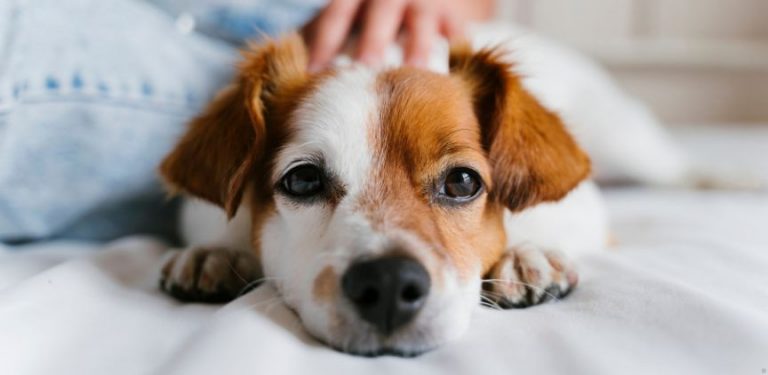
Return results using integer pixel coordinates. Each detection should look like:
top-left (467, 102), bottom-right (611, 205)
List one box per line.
top-left (401, 284), bottom-right (422, 303)
top-left (341, 256), bottom-right (431, 335)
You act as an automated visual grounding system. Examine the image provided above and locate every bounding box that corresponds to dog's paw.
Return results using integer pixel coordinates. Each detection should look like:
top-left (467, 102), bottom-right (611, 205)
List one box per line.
top-left (483, 246), bottom-right (578, 309)
top-left (159, 247), bottom-right (261, 303)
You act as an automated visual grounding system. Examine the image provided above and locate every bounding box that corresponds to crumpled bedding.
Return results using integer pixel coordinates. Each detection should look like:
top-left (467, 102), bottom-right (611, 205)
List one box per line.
top-left (1, 126), bottom-right (767, 375)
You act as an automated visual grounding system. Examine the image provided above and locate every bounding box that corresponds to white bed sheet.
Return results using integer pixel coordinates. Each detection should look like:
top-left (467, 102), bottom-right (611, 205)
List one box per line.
top-left (2, 126), bottom-right (767, 375)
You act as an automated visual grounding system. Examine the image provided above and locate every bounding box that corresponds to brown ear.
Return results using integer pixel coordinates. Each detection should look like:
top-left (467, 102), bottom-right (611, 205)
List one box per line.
top-left (159, 34), bottom-right (308, 218)
top-left (449, 45), bottom-right (591, 212)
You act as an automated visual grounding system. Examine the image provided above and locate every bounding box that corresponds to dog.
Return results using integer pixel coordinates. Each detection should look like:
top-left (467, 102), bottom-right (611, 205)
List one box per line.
top-left (156, 25), bottom-right (704, 356)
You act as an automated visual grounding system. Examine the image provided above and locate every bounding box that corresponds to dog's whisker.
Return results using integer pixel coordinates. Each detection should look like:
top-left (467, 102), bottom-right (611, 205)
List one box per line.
top-left (478, 294), bottom-right (504, 311)
top-left (261, 298), bottom-right (286, 315)
top-left (237, 276), bottom-right (286, 296)
top-left (479, 302), bottom-right (504, 311)
top-left (481, 286), bottom-right (558, 301)
top-left (481, 278), bottom-right (517, 284)
top-left (481, 299), bottom-right (505, 309)
top-left (481, 280), bottom-right (565, 303)
top-left (242, 297), bottom-right (284, 310)
top-left (448, 291), bottom-right (505, 311)
top-left (217, 296), bottom-right (285, 316)
top-left (224, 258), bottom-right (249, 285)
top-left (483, 278), bottom-right (556, 291)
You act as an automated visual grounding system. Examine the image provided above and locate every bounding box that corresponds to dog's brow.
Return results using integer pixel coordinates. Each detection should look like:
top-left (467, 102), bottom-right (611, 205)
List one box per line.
top-left (438, 139), bottom-right (483, 156)
top-left (275, 151), bottom-right (325, 179)
top-left (285, 153), bottom-right (324, 170)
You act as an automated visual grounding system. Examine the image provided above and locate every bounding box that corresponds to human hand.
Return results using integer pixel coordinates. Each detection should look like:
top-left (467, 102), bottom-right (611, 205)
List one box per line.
top-left (302, 0), bottom-right (494, 71)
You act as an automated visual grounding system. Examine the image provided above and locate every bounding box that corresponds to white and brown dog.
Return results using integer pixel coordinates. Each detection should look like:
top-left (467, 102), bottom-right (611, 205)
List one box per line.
top-left (156, 27), bottom-right (699, 356)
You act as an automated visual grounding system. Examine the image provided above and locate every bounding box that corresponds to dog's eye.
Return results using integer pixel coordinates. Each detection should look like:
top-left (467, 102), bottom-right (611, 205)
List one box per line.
top-left (282, 165), bottom-right (324, 197)
top-left (440, 168), bottom-right (482, 201)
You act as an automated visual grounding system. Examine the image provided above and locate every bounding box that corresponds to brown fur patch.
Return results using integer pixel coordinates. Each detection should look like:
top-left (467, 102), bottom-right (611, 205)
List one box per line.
top-left (359, 68), bottom-right (507, 279)
top-left (158, 34), bottom-right (328, 258)
top-left (313, 266), bottom-right (338, 303)
top-left (159, 33), bottom-right (313, 218)
top-left (247, 197), bottom-right (275, 260)
top-left (449, 44), bottom-right (591, 212)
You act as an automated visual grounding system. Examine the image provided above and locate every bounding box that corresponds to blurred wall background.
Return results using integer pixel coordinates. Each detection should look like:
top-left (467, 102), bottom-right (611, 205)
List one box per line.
top-left (495, 0), bottom-right (768, 125)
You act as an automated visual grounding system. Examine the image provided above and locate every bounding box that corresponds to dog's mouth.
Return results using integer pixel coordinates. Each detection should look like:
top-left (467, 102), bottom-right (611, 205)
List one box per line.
top-left (328, 344), bottom-right (433, 358)
top-left (304, 301), bottom-right (471, 358)
top-left (286, 302), bottom-right (442, 358)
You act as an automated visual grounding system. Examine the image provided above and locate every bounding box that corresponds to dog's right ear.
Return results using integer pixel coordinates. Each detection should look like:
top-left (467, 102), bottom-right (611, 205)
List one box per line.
top-left (160, 34), bottom-right (308, 218)
top-left (449, 44), bottom-right (591, 212)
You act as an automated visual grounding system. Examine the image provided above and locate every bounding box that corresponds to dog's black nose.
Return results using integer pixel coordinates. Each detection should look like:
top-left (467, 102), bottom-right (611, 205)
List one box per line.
top-left (341, 256), bottom-right (431, 335)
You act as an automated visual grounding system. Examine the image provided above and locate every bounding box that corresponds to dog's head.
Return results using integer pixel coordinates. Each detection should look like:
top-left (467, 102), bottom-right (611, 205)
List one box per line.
top-left (160, 34), bottom-right (589, 356)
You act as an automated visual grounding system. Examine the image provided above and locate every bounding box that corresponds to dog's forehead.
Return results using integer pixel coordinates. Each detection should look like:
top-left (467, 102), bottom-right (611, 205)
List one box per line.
top-left (275, 66), bottom-right (484, 189)
top-left (374, 69), bottom-right (485, 168)
top-left (275, 67), bottom-right (377, 193)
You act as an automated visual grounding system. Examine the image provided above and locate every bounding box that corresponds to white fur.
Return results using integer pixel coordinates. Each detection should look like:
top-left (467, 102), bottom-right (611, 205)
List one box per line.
top-left (504, 180), bottom-right (607, 259)
top-left (271, 66), bottom-right (376, 195)
top-left (180, 196), bottom-right (251, 251)
top-left (262, 66), bottom-right (384, 350)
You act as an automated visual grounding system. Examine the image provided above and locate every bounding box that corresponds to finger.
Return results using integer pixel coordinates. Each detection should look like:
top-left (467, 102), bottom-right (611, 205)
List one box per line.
top-left (307, 0), bottom-right (362, 72)
top-left (404, 5), bottom-right (437, 68)
top-left (355, 0), bottom-right (407, 66)
top-left (439, 11), bottom-right (466, 42)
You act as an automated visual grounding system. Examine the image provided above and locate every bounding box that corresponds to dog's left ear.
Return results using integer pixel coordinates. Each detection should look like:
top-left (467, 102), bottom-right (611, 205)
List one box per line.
top-left (160, 34), bottom-right (308, 218)
top-left (449, 45), bottom-right (591, 212)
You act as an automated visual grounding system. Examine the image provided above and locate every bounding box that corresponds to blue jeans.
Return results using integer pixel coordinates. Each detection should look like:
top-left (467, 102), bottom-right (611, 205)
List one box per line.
top-left (0, 0), bottom-right (318, 243)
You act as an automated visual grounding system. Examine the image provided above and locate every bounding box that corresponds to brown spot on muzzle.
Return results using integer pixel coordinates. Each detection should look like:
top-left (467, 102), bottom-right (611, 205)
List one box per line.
top-left (313, 266), bottom-right (338, 303)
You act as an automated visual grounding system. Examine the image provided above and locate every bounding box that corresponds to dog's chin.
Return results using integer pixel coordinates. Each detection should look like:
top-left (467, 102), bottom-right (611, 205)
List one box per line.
top-left (328, 344), bottom-right (434, 358)
top-left (318, 331), bottom-right (441, 358)
top-left (302, 314), bottom-right (465, 358)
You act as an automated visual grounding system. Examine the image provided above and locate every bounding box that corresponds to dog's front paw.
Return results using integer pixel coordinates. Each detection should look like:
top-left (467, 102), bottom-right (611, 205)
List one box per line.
top-left (484, 246), bottom-right (578, 309)
top-left (160, 247), bottom-right (261, 303)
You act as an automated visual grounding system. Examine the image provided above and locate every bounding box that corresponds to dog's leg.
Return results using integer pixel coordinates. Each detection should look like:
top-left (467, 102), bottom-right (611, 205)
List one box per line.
top-left (484, 245), bottom-right (578, 309)
top-left (160, 247), bottom-right (261, 303)
top-left (486, 180), bottom-right (605, 308)
top-left (159, 198), bottom-right (262, 303)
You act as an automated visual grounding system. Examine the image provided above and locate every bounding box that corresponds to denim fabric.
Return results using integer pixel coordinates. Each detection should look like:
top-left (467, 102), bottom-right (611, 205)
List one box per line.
top-left (0, 0), bottom-right (317, 243)
top-left (147, 0), bottom-right (324, 44)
